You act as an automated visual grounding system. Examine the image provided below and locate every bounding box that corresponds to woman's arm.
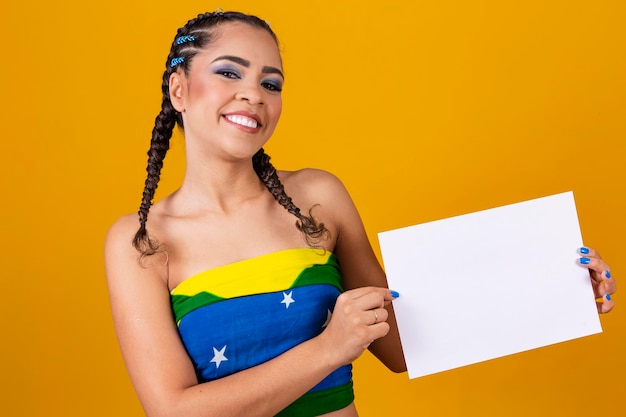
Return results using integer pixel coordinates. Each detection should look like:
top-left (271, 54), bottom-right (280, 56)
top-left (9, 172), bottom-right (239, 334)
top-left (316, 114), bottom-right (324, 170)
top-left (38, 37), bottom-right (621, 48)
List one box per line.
top-left (104, 215), bottom-right (390, 417)
top-left (295, 170), bottom-right (407, 373)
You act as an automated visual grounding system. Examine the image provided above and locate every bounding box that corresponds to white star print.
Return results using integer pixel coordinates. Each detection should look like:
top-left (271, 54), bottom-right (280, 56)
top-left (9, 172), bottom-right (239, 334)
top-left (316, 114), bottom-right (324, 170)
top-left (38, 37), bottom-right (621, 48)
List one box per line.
top-left (281, 291), bottom-right (295, 309)
top-left (210, 345), bottom-right (228, 369)
top-left (322, 309), bottom-right (332, 328)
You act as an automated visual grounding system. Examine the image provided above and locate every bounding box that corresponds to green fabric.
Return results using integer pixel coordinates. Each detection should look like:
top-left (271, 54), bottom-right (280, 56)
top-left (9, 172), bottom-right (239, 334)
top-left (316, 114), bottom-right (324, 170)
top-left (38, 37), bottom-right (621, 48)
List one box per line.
top-left (290, 254), bottom-right (343, 293)
top-left (275, 381), bottom-right (354, 417)
top-left (171, 292), bottom-right (225, 323)
top-left (171, 254), bottom-right (343, 323)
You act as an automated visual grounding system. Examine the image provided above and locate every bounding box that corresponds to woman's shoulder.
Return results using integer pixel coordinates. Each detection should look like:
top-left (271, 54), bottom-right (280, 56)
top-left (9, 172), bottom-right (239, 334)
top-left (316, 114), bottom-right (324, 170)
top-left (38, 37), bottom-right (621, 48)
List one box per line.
top-left (105, 212), bottom-right (139, 250)
top-left (278, 167), bottom-right (337, 180)
top-left (279, 168), bottom-right (348, 199)
top-left (104, 212), bottom-right (169, 284)
top-left (104, 213), bottom-right (145, 270)
top-left (105, 194), bottom-right (176, 249)
top-left (104, 212), bottom-right (159, 266)
top-left (278, 168), bottom-right (357, 228)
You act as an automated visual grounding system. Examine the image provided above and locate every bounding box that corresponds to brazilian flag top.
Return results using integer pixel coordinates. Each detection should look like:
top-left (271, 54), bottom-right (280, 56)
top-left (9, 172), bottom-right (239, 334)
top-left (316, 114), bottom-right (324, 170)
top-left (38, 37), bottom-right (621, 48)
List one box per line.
top-left (171, 248), bottom-right (354, 416)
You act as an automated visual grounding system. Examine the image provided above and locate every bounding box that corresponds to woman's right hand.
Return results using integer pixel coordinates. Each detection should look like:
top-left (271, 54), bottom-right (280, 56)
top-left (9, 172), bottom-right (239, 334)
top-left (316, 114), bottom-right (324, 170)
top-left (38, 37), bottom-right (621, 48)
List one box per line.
top-left (319, 287), bottom-right (396, 366)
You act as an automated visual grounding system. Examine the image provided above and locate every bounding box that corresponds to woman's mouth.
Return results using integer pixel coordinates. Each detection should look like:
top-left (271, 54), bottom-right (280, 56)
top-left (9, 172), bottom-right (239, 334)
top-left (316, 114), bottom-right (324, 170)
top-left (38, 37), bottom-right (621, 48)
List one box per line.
top-left (224, 114), bottom-right (260, 129)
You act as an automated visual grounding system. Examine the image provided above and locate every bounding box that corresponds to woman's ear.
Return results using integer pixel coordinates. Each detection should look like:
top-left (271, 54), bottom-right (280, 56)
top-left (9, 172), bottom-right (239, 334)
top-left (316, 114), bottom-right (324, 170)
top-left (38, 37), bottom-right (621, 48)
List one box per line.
top-left (169, 72), bottom-right (186, 112)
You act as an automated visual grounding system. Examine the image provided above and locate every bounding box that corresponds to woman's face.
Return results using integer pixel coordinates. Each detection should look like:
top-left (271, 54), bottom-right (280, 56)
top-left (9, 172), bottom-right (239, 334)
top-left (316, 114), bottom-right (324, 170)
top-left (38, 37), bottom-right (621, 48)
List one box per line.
top-left (170, 22), bottom-right (284, 161)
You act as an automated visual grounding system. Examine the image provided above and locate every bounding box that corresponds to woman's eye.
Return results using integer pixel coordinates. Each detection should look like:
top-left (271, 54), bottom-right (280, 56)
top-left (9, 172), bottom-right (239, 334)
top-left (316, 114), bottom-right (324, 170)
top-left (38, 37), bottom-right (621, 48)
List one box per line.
top-left (262, 80), bottom-right (283, 92)
top-left (214, 68), bottom-right (241, 79)
top-left (220, 70), bottom-right (239, 79)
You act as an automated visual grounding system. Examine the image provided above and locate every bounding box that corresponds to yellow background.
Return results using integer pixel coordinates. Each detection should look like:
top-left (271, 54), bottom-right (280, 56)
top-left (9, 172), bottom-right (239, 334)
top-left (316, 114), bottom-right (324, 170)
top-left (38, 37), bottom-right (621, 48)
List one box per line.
top-left (1, 0), bottom-right (624, 416)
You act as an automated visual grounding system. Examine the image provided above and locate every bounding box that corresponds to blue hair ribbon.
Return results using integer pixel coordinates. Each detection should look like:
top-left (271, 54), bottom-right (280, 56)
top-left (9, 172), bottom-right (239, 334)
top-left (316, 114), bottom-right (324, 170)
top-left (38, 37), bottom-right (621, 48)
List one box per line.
top-left (170, 57), bottom-right (185, 68)
top-left (176, 35), bottom-right (196, 45)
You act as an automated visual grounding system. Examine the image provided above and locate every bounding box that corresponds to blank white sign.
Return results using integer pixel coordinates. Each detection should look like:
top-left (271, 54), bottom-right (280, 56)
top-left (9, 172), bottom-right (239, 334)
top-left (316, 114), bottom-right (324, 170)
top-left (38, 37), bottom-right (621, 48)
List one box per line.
top-left (378, 192), bottom-right (602, 379)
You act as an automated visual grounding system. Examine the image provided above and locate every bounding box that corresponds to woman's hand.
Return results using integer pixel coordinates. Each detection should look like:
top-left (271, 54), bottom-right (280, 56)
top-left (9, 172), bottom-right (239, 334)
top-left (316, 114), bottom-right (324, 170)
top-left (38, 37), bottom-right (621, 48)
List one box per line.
top-left (578, 246), bottom-right (616, 313)
top-left (318, 287), bottom-right (397, 367)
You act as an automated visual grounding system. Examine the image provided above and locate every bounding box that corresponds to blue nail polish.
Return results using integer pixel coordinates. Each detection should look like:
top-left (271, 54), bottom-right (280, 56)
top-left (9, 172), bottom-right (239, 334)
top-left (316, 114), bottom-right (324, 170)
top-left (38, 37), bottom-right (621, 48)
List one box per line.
top-left (606, 270), bottom-right (612, 279)
top-left (579, 247), bottom-right (590, 254)
top-left (390, 290), bottom-right (400, 298)
top-left (606, 294), bottom-right (612, 301)
top-left (579, 257), bottom-right (591, 265)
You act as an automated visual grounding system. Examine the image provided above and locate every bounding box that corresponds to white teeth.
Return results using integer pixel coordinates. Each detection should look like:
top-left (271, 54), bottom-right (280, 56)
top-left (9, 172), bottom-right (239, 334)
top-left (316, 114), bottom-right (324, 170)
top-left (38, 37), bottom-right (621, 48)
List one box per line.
top-left (225, 115), bottom-right (258, 128)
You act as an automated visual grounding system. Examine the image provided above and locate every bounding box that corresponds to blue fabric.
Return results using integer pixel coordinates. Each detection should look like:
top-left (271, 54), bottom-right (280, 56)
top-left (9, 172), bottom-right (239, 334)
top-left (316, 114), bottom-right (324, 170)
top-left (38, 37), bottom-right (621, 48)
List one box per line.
top-left (170, 248), bottom-right (354, 414)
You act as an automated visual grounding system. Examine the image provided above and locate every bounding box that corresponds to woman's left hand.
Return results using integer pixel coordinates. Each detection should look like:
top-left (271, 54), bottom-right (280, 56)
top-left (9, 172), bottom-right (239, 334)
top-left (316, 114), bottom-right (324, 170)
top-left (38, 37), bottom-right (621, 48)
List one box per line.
top-left (578, 246), bottom-right (616, 313)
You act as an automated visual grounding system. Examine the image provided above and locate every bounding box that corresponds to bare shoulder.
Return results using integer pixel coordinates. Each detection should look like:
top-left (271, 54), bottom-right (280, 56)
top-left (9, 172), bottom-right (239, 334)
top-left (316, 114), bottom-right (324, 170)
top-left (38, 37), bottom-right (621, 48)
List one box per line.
top-left (104, 213), bottom-right (143, 267)
top-left (279, 168), bottom-right (351, 205)
top-left (278, 168), bottom-right (362, 251)
top-left (105, 213), bottom-right (137, 249)
top-left (104, 213), bottom-right (138, 267)
top-left (104, 212), bottom-right (168, 287)
top-left (278, 167), bottom-right (341, 184)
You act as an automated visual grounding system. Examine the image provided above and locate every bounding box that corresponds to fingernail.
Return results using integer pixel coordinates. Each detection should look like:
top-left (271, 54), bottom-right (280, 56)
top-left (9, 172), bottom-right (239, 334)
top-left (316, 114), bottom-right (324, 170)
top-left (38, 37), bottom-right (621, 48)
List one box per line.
top-left (606, 293), bottom-right (612, 301)
top-left (579, 257), bottom-right (591, 265)
top-left (579, 247), bottom-right (590, 254)
top-left (606, 270), bottom-right (612, 279)
top-left (390, 290), bottom-right (400, 298)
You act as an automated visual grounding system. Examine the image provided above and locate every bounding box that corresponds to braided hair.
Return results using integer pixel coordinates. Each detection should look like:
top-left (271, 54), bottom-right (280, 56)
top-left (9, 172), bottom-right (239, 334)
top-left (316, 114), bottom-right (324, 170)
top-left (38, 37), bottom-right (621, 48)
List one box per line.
top-left (133, 11), bottom-right (328, 256)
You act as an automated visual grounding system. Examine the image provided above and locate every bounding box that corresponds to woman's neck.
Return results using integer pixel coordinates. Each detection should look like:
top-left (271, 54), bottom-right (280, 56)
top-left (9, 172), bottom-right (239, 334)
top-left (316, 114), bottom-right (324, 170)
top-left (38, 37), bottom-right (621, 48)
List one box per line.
top-left (174, 159), bottom-right (267, 215)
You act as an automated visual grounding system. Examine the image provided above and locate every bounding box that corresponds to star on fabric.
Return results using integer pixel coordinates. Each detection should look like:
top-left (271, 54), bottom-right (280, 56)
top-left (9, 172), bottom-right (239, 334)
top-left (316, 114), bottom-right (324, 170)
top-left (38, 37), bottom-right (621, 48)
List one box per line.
top-left (281, 291), bottom-right (295, 309)
top-left (210, 345), bottom-right (228, 369)
top-left (322, 309), bottom-right (332, 328)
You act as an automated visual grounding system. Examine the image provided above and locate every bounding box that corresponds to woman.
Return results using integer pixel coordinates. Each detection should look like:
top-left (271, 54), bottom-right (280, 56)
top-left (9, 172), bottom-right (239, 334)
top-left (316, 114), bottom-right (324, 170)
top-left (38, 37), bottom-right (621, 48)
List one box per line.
top-left (104, 10), bottom-right (615, 417)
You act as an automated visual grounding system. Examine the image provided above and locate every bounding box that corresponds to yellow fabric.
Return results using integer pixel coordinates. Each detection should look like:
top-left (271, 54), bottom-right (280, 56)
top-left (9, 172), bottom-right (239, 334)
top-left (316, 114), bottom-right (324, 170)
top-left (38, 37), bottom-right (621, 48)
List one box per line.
top-left (171, 248), bottom-right (332, 299)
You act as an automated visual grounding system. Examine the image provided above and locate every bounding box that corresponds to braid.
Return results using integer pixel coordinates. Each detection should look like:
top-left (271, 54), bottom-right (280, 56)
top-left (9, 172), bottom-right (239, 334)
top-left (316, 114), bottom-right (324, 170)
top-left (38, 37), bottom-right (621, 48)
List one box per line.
top-left (132, 11), bottom-right (279, 256)
top-left (132, 74), bottom-right (177, 256)
top-left (253, 149), bottom-right (330, 245)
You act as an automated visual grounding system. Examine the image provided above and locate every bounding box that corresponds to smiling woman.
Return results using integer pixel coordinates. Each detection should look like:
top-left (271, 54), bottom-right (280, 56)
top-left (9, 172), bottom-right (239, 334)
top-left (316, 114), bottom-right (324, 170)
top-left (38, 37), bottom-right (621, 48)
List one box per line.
top-left (104, 10), bottom-right (405, 417)
top-left (167, 23), bottom-right (284, 170)
top-left (103, 9), bottom-right (616, 417)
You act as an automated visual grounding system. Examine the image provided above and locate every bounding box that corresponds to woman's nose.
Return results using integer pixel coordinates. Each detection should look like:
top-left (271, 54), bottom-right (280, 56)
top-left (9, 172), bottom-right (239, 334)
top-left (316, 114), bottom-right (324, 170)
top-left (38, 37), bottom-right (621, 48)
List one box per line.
top-left (235, 81), bottom-right (263, 105)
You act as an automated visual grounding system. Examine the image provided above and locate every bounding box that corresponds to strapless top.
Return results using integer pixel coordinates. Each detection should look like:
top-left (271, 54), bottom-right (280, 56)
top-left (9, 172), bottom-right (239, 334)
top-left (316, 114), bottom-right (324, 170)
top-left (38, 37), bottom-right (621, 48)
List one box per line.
top-left (171, 248), bottom-right (354, 416)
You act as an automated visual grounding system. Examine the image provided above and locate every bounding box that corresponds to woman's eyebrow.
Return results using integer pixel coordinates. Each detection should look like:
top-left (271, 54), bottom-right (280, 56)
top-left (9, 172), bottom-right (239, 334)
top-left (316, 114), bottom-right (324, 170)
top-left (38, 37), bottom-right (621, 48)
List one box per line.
top-left (262, 66), bottom-right (284, 78)
top-left (212, 55), bottom-right (284, 78)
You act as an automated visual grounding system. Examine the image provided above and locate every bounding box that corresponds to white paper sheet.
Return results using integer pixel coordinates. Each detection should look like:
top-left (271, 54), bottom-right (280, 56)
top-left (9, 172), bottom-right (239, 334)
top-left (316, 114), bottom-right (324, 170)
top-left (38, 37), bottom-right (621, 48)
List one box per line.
top-left (378, 192), bottom-right (602, 379)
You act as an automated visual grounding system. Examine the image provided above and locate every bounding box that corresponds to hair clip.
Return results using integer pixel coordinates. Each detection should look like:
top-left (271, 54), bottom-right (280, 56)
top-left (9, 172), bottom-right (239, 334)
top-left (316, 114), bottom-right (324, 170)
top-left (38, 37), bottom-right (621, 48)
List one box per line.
top-left (214, 8), bottom-right (225, 16)
top-left (170, 57), bottom-right (185, 68)
top-left (176, 35), bottom-right (195, 45)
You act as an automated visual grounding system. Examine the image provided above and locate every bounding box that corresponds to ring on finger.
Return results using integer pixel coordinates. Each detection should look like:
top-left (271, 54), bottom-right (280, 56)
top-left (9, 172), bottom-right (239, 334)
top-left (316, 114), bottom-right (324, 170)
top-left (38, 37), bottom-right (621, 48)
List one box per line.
top-left (373, 309), bottom-right (379, 324)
